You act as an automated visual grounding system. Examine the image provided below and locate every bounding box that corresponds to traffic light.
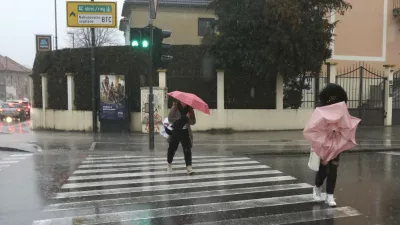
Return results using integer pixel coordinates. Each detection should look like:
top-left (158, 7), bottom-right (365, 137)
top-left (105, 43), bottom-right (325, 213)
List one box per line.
top-left (152, 27), bottom-right (173, 69)
top-left (130, 28), bottom-right (150, 49)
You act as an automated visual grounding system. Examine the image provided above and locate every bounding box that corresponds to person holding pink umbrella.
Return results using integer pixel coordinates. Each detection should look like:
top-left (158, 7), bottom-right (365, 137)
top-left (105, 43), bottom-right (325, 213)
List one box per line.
top-left (312, 83), bottom-right (348, 207)
top-left (167, 99), bottom-right (196, 175)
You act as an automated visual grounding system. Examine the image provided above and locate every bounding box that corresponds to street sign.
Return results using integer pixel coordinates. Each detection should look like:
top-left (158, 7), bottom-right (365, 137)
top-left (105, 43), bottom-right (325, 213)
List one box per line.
top-left (66, 1), bottom-right (117, 28)
top-left (35, 35), bottom-right (52, 52)
top-left (150, 0), bottom-right (158, 19)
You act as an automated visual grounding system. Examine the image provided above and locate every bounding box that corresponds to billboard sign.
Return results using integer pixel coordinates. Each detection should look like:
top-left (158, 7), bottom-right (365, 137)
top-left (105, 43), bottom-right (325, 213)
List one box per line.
top-left (66, 1), bottom-right (117, 28)
top-left (99, 74), bottom-right (126, 120)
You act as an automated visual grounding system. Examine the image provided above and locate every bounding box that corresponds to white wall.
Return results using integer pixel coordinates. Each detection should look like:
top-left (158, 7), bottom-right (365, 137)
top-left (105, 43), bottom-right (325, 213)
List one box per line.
top-left (31, 108), bottom-right (313, 132)
top-left (31, 108), bottom-right (142, 132)
top-left (191, 109), bottom-right (314, 131)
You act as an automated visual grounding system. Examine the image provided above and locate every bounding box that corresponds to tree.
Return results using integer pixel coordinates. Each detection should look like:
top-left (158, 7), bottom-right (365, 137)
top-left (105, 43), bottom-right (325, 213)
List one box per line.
top-left (202, 0), bottom-right (351, 108)
top-left (66, 28), bottom-right (122, 48)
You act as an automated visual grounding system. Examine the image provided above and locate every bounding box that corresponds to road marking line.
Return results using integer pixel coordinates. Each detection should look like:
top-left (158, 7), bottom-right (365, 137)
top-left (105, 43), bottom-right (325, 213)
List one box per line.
top-left (89, 142), bottom-right (96, 151)
top-left (54, 176), bottom-right (296, 199)
top-left (78, 157), bottom-right (251, 168)
top-left (86, 155), bottom-right (225, 160)
top-left (191, 206), bottom-right (361, 225)
top-left (82, 156), bottom-right (227, 163)
top-left (33, 194), bottom-right (322, 225)
top-left (62, 170), bottom-right (282, 189)
top-left (0, 161), bottom-right (18, 164)
top-left (73, 160), bottom-right (263, 174)
top-left (45, 183), bottom-right (312, 211)
top-left (68, 165), bottom-right (269, 181)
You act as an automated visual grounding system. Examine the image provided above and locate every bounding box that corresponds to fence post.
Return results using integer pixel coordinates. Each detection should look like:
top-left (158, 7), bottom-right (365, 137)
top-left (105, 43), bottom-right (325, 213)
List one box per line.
top-left (40, 73), bottom-right (48, 129)
top-left (384, 64), bottom-right (395, 126)
top-left (66, 73), bottom-right (76, 110)
top-left (158, 69), bottom-right (167, 89)
top-left (326, 62), bottom-right (338, 84)
top-left (276, 73), bottom-right (284, 110)
top-left (217, 69), bottom-right (225, 110)
top-left (40, 73), bottom-right (48, 109)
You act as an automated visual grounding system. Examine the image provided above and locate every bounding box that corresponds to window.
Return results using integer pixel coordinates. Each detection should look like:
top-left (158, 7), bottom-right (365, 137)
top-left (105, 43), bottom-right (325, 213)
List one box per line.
top-left (198, 18), bottom-right (215, 36)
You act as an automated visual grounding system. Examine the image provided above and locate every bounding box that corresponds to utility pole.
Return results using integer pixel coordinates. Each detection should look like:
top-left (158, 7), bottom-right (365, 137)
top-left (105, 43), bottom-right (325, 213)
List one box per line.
top-left (148, 18), bottom-right (154, 150)
top-left (91, 0), bottom-right (98, 132)
top-left (54, 0), bottom-right (58, 50)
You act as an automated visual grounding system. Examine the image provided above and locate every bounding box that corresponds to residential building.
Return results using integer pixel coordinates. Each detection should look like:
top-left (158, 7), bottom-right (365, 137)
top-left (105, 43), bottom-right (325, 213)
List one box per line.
top-left (120, 0), bottom-right (215, 46)
top-left (0, 55), bottom-right (31, 101)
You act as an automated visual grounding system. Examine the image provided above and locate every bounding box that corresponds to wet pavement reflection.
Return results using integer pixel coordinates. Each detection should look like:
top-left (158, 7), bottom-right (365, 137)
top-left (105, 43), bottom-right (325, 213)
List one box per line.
top-left (0, 149), bottom-right (399, 224)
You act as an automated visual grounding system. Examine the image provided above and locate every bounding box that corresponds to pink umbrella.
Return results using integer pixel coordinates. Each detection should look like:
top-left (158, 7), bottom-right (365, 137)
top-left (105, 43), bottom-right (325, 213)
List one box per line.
top-left (303, 102), bottom-right (361, 162)
top-left (168, 91), bottom-right (210, 115)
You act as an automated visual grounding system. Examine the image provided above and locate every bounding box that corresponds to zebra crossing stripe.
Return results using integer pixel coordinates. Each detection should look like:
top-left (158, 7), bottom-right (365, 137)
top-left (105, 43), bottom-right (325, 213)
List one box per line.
top-left (68, 165), bottom-right (269, 181)
top-left (45, 183), bottom-right (312, 211)
top-left (0, 165), bottom-right (9, 168)
top-left (86, 155), bottom-right (224, 160)
top-left (54, 176), bottom-right (296, 199)
top-left (0, 161), bottom-right (18, 164)
top-left (379, 151), bottom-right (400, 156)
top-left (190, 207), bottom-right (361, 225)
top-left (61, 170), bottom-right (282, 189)
top-left (73, 160), bottom-right (262, 174)
top-left (84, 156), bottom-right (225, 163)
top-left (78, 157), bottom-right (251, 168)
top-left (33, 194), bottom-right (323, 225)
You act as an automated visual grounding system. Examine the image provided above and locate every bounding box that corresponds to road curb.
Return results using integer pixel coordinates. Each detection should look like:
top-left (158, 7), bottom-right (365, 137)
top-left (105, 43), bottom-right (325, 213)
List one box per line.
top-left (0, 146), bottom-right (33, 153)
top-left (241, 148), bottom-right (400, 156)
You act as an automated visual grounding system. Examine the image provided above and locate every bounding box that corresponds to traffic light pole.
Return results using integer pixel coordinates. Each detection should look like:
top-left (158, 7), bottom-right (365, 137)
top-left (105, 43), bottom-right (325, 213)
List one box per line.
top-left (91, 0), bottom-right (98, 133)
top-left (148, 18), bottom-right (155, 150)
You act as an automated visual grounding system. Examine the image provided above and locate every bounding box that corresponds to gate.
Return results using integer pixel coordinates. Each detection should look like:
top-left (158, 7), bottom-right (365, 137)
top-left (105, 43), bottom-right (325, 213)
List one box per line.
top-left (392, 70), bottom-right (400, 125)
top-left (336, 63), bottom-right (386, 126)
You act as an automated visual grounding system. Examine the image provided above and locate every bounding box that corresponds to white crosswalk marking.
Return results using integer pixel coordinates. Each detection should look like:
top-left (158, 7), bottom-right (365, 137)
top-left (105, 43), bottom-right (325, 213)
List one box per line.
top-left (0, 153), bottom-right (32, 171)
top-left (32, 155), bottom-right (361, 225)
top-left (379, 151), bottom-right (400, 156)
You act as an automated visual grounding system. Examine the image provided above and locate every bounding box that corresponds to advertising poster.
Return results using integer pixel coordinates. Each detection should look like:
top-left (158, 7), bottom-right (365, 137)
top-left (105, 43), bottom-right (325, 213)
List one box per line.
top-left (99, 74), bottom-right (126, 120)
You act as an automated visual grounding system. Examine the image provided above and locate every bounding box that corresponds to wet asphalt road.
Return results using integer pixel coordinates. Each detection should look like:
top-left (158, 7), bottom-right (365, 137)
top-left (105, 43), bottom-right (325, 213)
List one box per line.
top-left (0, 149), bottom-right (399, 224)
top-left (0, 120), bottom-right (400, 224)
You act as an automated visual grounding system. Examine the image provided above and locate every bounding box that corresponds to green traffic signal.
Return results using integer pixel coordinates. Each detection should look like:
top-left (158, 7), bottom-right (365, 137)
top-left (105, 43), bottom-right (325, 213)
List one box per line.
top-left (142, 40), bottom-right (149, 48)
top-left (131, 40), bottom-right (139, 47)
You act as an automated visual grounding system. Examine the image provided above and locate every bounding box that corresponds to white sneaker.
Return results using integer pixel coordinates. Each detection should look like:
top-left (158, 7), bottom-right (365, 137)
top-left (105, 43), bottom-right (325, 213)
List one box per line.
top-left (326, 194), bottom-right (337, 207)
top-left (167, 164), bottom-right (172, 172)
top-left (187, 166), bottom-right (194, 175)
top-left (313, 186), bottom-right (322, 201)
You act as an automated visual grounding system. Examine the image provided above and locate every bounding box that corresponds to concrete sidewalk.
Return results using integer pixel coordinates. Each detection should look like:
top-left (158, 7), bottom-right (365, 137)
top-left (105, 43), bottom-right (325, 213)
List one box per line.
top-left (1, 126), bottom-right (400, 156)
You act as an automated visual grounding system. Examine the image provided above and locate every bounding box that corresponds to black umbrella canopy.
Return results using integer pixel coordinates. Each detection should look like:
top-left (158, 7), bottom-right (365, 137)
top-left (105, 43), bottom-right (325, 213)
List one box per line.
top-left (318, 83), bottom-right (348, 106)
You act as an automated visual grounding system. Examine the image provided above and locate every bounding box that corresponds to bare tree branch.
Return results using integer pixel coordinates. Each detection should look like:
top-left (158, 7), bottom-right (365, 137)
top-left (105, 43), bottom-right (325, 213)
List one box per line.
top-left (66, 28), bottom-right (121, 48)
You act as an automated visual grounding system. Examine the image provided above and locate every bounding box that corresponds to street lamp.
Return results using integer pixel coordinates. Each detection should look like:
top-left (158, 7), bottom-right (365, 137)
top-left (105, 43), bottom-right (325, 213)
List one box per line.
top-left (67, 32), bottom-right (75, 48)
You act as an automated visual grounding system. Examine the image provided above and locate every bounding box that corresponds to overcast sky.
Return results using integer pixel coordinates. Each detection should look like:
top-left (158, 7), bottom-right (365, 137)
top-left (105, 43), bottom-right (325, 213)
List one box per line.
top-left (0, 0), bottom-right (125, 69)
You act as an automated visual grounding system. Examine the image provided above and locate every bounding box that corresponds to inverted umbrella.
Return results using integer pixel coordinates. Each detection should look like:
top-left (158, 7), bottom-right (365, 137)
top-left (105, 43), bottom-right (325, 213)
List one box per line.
top-left (168, 91), bottom-right (210, 115)
top-left (303, 102), bottom-right (361, 162)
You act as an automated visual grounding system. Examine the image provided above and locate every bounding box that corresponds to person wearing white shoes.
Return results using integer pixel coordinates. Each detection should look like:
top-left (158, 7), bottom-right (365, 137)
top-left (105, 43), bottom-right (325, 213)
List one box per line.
top-left (312, 83), bottom-right (348, 207)
top-left (166, 100), bottom-right (196, 175)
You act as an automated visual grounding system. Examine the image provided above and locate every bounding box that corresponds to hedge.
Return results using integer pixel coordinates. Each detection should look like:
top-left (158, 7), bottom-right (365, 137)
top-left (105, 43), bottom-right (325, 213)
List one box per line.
top-left (32, 45), bottom-right (277, 111)
top-left (32, 45), bottom-right (218, 111)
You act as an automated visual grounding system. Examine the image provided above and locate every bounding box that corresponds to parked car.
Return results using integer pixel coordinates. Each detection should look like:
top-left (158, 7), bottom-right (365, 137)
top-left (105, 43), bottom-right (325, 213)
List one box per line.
top-left (7, 100), bottom-right (31, 118)
top-left (0, 103), bottom-right (26, 121)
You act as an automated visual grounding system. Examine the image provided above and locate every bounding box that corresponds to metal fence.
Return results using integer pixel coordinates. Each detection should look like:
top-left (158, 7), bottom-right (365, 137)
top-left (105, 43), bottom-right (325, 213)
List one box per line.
top-left (300, 72), bottom-right (328, 108)
top-left (336, 63), bottom-right (386, 126)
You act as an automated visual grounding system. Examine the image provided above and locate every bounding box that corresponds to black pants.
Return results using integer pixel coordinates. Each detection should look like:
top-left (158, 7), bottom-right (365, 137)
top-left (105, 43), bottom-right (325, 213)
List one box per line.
top-left (315, 155), bottom-right (340, 194)
top-left (167, 129), bottom-right (192, 166)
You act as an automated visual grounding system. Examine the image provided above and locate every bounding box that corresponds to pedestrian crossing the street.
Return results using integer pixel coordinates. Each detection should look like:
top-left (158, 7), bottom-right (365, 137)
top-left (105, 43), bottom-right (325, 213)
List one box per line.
top-left (32, 155), bottom-right (361, 225)
top-left (0, 153), bottom-right (33, 171)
